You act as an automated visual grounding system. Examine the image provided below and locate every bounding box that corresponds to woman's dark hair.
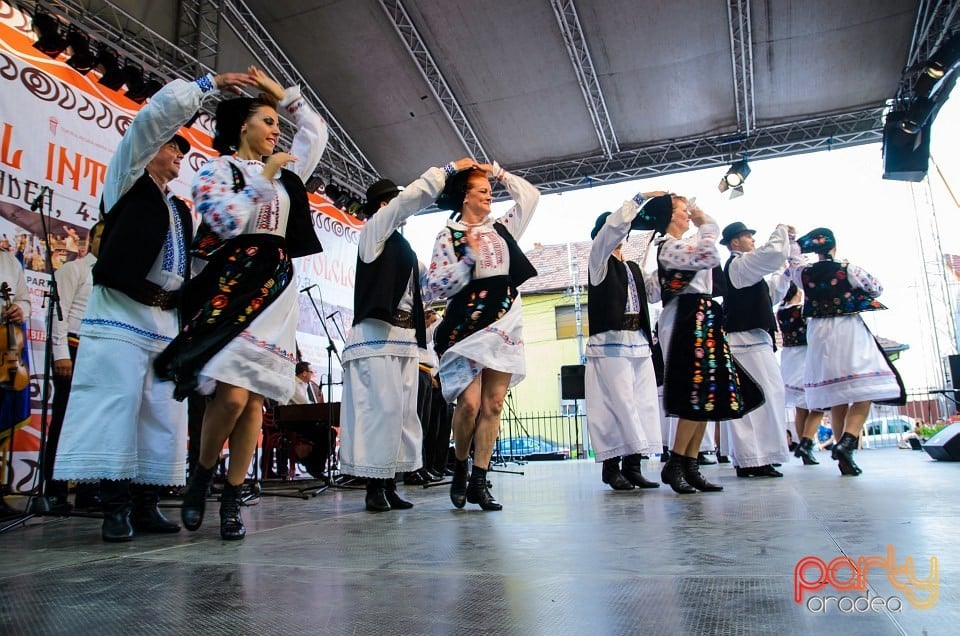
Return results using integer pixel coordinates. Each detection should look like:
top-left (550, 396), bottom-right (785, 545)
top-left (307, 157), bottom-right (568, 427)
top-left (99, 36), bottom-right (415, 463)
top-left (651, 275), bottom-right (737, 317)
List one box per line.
top-left (436, 167), bottom-right (486, 213)
top-left (212, 93), bottom-right (279, 156)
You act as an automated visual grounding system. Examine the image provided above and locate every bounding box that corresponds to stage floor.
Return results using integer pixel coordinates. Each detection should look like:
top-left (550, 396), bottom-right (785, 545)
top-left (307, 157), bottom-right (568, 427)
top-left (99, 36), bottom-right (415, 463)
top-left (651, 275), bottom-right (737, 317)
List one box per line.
top-left (1, 447), bottom-right (957, 635)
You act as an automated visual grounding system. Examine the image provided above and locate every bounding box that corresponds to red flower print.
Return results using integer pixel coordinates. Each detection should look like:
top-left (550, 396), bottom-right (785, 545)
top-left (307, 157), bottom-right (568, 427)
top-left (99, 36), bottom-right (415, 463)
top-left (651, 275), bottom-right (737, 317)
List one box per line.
top-left (211, 294), bottom-right (228, 309)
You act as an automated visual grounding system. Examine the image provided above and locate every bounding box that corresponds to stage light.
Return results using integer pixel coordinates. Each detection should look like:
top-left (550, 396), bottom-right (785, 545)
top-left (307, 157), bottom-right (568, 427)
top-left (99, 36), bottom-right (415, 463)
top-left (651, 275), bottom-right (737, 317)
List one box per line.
top-left (32, 12), bottom-right (68, 58)
top-left (325, 183), bottom-right (342, 201)
top-left (125, 74), bottom-right (161, 103)
top-left (718, 160), bottom-right (750, 193)
top-left (304, 175), bottom-right (324, 193)
top-left (65, 28), bottom-right (96, 74)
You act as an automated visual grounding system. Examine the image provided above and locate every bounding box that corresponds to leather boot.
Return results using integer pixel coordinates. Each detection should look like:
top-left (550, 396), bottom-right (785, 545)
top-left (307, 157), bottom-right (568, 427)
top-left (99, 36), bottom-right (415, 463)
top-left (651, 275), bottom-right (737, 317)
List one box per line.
top-left (795, 438), bottom-right (819, 465)
top-left (601, 458), bottom-right (635, 490)
top-left (131, 485), bottom-right (181, 533)
top-left (621, 454), bottom-right (660, 488)
top-left (466, 465), bottom-right (502, 511)
top-left (365, 478), bottom-right (391, 512)
top-left (384, 477), bottom-right (413, 509)
top-left (450, 459), bottom-right (469, 509)
top-left (181, 464), bottom-right (214, 531)
top-left (219, 483), bottom-right (246, 540)
top-left (660, 455), bottom-right (696, 493)
top-left (100, 479), bottom-right (134, 542)
top-left (832, 432), bottom-right (862, 476)
top-left (680, 455), bottom-right (723, 491)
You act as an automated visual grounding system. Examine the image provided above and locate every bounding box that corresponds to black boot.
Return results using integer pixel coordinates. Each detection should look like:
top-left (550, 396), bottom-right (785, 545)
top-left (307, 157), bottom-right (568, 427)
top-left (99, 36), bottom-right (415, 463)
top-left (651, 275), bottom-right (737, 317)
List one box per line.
top-left (601, 458), bottom-right (635, 490)
top-left (365, 478), bottom-right (391, 512)
top-left (795, 438), bottom-right (819, 465)
top-left (131, 485), bottom-right (181, 533)
top-left (832, 433), bottom-right (862, 476)
top-left (715, 447), bottom-right (731, 464)
top-left (466, 465), bottom-right (502, 511)
top-left (384, 477), bottom-right (413, 509)
top-left (681, 455), bottom-right (724, 491)
top-left (660, 455), bottom-right (696, 493)
top-left (660, 446), bottom-right (670, 463)
top-left (620, 455), bottom-right (660, 488)
top-left (450, 459), bottom-right (469, 509)
top-left (697, 452), bottom-right (717, 465)
top-left (181, 463), bottom-right (214, 531)
top-left (219, 483), bottom-right (246, 540)
top-left (100, 479), bottom-right (133, 542)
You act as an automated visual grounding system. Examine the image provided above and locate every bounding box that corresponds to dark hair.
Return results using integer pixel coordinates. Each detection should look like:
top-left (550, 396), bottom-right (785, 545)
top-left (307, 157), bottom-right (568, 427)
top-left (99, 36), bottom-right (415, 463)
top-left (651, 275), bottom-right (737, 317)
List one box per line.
top-left (212, 93), bottom-right (280, 156)
top-left (436, 168), bottom-right (486, 213)
top-left (295, 361), bottom-right (311, 375)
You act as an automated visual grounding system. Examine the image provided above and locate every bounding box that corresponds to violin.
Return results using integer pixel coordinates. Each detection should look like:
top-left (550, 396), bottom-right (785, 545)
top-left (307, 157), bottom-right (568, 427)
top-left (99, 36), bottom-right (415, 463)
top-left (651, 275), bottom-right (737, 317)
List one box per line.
top-left (0, 281), bottom-right (29, 392)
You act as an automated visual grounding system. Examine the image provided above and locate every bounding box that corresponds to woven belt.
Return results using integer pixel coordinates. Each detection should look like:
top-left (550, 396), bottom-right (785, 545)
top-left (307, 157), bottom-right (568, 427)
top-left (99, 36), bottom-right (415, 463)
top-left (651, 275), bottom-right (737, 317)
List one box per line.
top-left (389, 309), bottom-right (414, 329)
top-left (127, 283), bottom-right (180, 310)
top-left (622, 313), bottom-right (641, 331)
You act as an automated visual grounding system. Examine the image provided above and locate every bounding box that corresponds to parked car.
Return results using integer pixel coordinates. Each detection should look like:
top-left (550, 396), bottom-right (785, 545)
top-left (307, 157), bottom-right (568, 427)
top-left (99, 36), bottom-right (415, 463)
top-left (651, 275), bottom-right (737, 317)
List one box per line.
top-left (860, 415), bottom-right (916, 448)
top-left (494, 437), bottom-right (571, 461)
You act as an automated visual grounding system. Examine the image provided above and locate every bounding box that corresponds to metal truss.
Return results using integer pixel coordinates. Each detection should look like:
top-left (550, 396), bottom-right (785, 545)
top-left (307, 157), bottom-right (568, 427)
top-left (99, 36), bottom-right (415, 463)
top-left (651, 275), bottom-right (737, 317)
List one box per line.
top-left (896, 0), bottom-right (960, 106)
top-left (508, 107), bottom-right (884, 198)
top-left (222, 0), bottom-right (378, 192)
top-left (175, 0), bottom-right (221, 76)
top-left (549, 0), bottom-right (619, 157)
top-left (726, 0), bottom-right (756, 135)
top-left (378, 0), bottom-right (488, 163)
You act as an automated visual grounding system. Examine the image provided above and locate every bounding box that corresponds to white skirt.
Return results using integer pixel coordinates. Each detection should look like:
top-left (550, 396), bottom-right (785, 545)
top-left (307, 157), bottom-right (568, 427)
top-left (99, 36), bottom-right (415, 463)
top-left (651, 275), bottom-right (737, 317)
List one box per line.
top-left (803, 315), bottom-right (901, 409)
top-left (725, 341), bottom-right (789, 468)
top-left (780, 345), bottom-right (808, 409)
top-left (585, 354), bottom-right (661, 461)
top-left (439, 299), bottom-right (526, 403)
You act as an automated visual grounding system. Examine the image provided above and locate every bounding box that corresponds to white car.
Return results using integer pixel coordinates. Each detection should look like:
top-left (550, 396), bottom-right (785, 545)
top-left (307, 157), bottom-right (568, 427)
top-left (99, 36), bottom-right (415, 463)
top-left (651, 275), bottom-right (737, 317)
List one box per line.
top-left (860, 415), bottom-right (915, 448)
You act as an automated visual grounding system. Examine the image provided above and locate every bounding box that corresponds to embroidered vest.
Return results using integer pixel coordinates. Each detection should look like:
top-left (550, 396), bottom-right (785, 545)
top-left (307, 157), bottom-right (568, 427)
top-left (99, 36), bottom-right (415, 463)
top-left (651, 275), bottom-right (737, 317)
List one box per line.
top-left (801, 260), bottom-right (886, 318)
top-left (588, 257), bottom-right (653, 344)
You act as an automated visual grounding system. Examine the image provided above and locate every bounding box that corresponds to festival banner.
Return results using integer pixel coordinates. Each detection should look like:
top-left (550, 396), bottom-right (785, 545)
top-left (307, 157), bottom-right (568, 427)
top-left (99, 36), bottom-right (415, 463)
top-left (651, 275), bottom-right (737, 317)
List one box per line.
top-left (0, 1), bottom-right (360, 488)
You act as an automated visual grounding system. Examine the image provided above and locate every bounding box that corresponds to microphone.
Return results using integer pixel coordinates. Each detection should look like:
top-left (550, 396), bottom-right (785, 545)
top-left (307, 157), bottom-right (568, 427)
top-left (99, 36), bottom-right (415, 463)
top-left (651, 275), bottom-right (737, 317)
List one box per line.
top-left (300, 284), bottom-right (317, 293)
top-left (29, 186), bottom-right (49, 212)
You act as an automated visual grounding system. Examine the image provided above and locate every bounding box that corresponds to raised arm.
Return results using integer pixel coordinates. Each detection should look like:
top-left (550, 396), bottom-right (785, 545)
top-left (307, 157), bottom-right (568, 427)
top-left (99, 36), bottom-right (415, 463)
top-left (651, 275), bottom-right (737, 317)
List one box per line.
top-left (658, 218), bottom-right (721, 272)
top-left (847, 263), bottom-right (883, 297)
top-left (728, 225), bottom-right (791, 288)
top-left (485, 162), bottom-right (540, 240)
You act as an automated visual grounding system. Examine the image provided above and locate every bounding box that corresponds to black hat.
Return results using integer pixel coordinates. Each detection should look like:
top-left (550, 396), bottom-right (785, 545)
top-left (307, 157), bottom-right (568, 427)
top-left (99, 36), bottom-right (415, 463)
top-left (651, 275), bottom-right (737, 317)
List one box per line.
top-left (720, 221), bottom-right (756, 246)
top-left (362, 179), bottom-right (403, 217)
top-left (436, 167), bottom-right (485, 212)
top-left (630, 194), bottom-right (673, 235)
top-left (798, 227), bottom-right (836, 254)
top-left (590, 212), bottom-right (612, 240)
top-left (170, 134), bottom-right (190, 154)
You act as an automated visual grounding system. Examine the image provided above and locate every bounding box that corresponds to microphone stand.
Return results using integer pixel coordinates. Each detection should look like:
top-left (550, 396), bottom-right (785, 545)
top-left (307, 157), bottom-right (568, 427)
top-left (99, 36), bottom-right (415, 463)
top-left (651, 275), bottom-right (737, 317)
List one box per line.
top-left (2, 188), bottom-right (97, 533)
top-left (300, 286), bottom-right (358, 492)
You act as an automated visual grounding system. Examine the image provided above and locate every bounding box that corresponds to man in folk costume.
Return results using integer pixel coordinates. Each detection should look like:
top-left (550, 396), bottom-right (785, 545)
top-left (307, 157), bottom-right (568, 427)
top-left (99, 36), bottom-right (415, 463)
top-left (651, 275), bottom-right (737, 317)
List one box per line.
top-left (339, 159), bottom-right (475, 512)
top-left (719, 221), bottom-right (803, 477)
top-left (585, 192), bottom-right (673, 491)
top-left (54, 72), bottom-right (255, 542)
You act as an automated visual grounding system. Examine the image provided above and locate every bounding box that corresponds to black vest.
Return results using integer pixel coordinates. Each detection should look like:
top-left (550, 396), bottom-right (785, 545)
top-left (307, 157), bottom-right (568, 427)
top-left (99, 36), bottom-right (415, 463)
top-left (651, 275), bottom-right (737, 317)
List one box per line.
top-left (277, 169), bottom-right (323, 258)
top-left (588, 256), bottom-right (653, 344)
top-left (777, 304), bottom-right (806, 347)
top-left (802, 260), bottom-right (886, 318)
top-left (353, 230), bottom-right (426, 348)
top-left (722, 254), bottom-right (777, 337)
top-left (94, 171), bottom-right (192, 294)
top-left (448, 222), bottom-right (538, 288)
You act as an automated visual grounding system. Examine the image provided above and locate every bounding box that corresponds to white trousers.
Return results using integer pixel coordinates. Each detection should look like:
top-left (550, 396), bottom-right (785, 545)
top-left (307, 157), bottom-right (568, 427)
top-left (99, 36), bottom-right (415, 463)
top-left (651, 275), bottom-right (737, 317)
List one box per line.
top-left (339, 354), bottom-right (422, 478)
top-left (724, 343), bottom-right (789, 468)
top-left (54, 336), bottom-right (188, 485)
top-left (585, 355), bottom-right (661, 461)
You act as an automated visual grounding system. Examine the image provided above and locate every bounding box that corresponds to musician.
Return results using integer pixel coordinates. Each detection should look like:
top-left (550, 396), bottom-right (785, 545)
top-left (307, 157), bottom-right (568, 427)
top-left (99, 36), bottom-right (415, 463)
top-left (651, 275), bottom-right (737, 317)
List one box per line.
top-left (54, 71), bottom-right (257, 542)
top-left (290, 361), bottom-right (322, 405)
top-left (43, 221), bottom-right (104, 510)
top-left (0, 251), bottom-right (30, 516)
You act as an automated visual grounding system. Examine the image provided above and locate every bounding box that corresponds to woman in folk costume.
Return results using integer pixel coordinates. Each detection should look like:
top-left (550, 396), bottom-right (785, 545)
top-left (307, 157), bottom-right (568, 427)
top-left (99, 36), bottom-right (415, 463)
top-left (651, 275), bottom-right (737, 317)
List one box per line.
top-left (155, 67), bottom-right (328, 538)
top-left (656, 196), bottom-right (763, 493)
top-left (426, 163), bottom-right (540, 511)
top-left (793, 228), bottom-right (905, 476)
top-left (777, 281), bottom-right (824, 466)
top-left (584, 192), bottom-right (673, 491)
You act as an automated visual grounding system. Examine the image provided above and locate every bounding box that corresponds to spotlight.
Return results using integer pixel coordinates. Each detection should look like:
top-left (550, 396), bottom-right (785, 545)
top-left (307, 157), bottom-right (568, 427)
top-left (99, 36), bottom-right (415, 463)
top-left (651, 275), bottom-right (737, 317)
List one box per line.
top-left (304, 175), bottom-right (324, 193)
top-left (325, 183), bottom-right (343, 201)
top-left (125, 74), bottom-right (161, 104)
top-left (65, 28), bottom-right (96, 74)
top-left (32, 12), bottom-right (68, 58)
top-left (718, 160), bottom-right (751, 193)
top-left (96, 48), bottom-right (125, 89)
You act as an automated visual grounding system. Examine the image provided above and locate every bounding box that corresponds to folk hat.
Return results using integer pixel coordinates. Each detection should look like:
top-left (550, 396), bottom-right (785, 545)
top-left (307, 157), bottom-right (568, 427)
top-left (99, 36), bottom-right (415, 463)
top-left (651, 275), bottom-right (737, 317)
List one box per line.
top-left (797, 227), bottom-right (836, 254)
top-left (362, 178), bottom-right (403, 217)
top-left (720, 221), bottom-right (756, 246)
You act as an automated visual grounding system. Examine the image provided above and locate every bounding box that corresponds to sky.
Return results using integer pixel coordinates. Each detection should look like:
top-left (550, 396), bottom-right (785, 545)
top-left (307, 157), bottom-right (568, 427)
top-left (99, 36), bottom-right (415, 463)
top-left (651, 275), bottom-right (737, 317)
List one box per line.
top-left (400, 98), bottom-right (960, 393)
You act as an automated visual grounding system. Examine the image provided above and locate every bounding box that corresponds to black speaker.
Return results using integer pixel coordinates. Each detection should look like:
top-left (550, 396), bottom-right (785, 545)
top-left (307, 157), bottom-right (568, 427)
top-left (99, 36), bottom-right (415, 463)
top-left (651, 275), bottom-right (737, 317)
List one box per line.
top-left (948, 354), bottom-right (960, 406)
top-left (560, 364), bottom-right (585, 400)
top-left (882, 112), bottom-right (930, 182)
top-left (923, 422), bottom-right (960, 461)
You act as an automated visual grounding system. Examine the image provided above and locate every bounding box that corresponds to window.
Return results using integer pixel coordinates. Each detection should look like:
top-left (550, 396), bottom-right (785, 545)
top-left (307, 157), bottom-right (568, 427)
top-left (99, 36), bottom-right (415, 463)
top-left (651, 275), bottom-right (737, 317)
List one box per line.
top-left (555, 305), bottom-right (588, 339)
